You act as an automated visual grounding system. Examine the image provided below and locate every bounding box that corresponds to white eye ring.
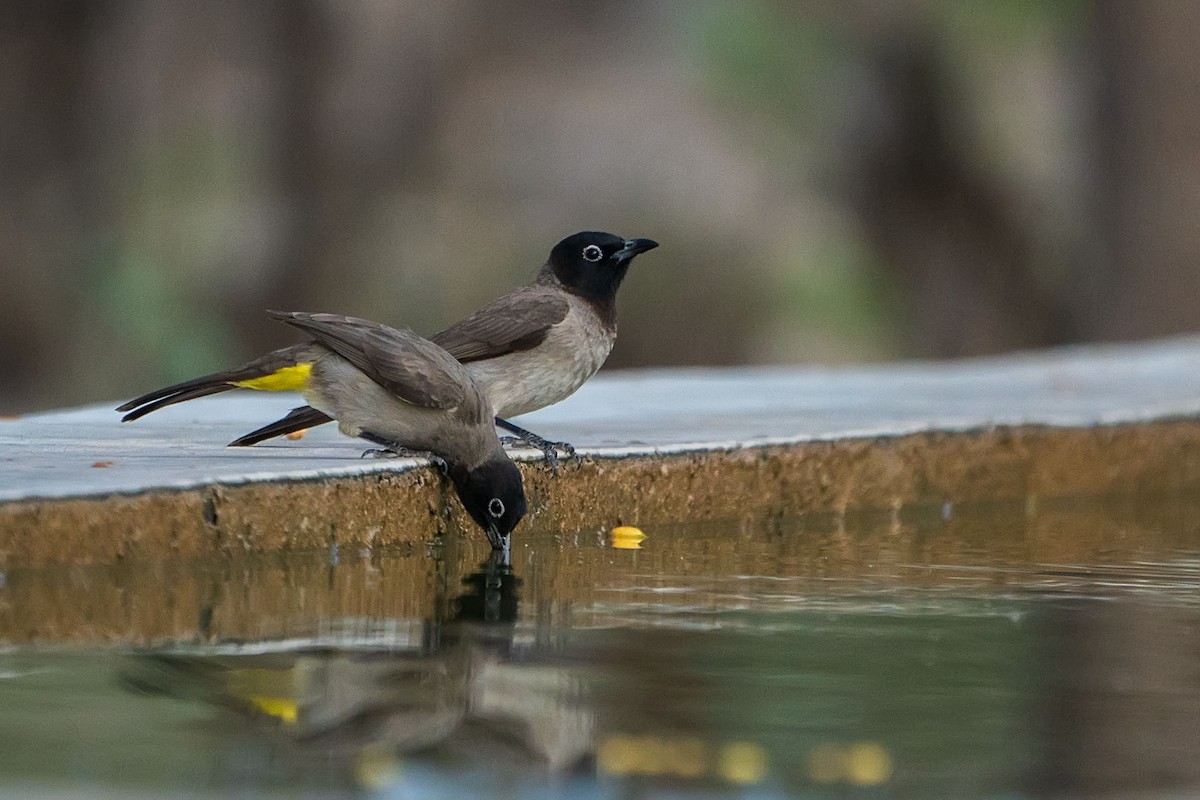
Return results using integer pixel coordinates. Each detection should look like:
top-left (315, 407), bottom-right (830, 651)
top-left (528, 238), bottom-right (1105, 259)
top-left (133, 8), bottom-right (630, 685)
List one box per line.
top-left (488, 498), bottom-right (505, 518)
top-left (582, 245), bottom-right (603, 262)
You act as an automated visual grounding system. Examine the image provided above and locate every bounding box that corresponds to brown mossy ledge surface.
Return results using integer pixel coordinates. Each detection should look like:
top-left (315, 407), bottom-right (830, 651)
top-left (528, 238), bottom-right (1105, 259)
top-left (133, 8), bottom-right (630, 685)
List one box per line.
top-left (8, 339), bottom-right (1200, 565)
top-left (5, 419), bottom-right (1200, 566)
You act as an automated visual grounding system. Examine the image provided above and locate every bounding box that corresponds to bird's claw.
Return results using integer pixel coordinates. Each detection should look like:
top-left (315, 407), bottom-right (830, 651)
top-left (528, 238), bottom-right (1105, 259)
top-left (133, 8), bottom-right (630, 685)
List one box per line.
top-left (499, 435), bottom-right (578, 472)
top-left (360, 446), bottom-right (449, 475)
top-left (536, 439), bottom-right (578, 475)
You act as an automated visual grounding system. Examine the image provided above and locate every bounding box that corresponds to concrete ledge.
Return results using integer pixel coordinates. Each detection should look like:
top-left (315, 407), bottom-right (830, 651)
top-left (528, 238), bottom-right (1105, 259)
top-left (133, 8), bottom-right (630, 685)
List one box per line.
top-left (5, 337), bottom-right (1200, 564)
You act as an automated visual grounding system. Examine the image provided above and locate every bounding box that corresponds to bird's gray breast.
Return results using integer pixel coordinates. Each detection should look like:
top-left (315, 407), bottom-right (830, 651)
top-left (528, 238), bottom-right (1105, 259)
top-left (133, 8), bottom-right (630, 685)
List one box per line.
top-left (467, 299), bottom-right (615, 419)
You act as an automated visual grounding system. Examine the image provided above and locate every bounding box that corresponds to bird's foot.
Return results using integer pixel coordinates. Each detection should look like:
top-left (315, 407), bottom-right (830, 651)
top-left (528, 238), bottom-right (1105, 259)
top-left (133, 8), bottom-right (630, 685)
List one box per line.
top-left (499, 436), bottom-right (577, 473)
top-left (498, 434), bottom-right (577, 472)
top-left (360, 445), bottom-right (449, 476)
top-left (494, 418), bottom-right (579, 472)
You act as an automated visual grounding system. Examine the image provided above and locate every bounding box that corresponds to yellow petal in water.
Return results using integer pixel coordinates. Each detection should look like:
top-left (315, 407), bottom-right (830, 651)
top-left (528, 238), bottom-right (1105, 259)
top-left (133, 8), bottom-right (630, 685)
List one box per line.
top-left (805, 741), bottom-right (893, 786)
top-left (245, 695), bottom-right (298, 724)
top-left (597, 734), bottom-right (644, 774)
top-left (610, 525), bottom-right (647, 549)
top-left (718, 741), bottom-right (769, 784)
top-left (847, 742), bottom-right (893, 785)
top-left (354, 742), bottom-right (403, 789)
top-left (666, 737), bottom-right (709, 778)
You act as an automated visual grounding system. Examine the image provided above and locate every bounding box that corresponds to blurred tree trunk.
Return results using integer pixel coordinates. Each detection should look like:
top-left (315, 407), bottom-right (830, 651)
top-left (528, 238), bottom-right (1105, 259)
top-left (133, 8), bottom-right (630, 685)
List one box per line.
top-left (240, 1), bottom-right (467, 353)
top-left (1033, 600), bottom-right (1200, 793)
top-left (235, 0), bottom-right (331, 352)
top-left (0, 2), bottom-right (94, 411)
top-left (844, 38), bottom-right (1072, 358)
top-left (1088, 0), bottom-right (1200, 340)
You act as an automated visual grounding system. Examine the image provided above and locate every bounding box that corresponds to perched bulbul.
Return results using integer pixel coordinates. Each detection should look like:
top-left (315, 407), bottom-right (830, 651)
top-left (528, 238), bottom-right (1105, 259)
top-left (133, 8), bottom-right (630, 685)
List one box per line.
top-left (120, 311), bottom-right (526, 549)
top-left (118, 232), bottom-right (658, 463)
top-left (431, 231), bottom-right (659, 458)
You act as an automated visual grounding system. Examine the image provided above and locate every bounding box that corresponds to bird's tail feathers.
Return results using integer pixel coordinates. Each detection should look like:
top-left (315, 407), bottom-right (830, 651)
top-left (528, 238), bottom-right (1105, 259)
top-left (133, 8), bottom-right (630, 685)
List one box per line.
top-left (117, 344), bottom-right (315, 422)
top-left (228, 405), bottom-right (333, 447)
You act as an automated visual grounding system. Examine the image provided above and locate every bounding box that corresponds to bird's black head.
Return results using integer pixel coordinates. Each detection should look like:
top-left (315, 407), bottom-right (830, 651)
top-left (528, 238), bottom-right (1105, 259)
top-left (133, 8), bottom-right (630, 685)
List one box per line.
top-left (546, 232), bottom-right (658, 312)
top-left (449, 456), bottom-right (527, 549)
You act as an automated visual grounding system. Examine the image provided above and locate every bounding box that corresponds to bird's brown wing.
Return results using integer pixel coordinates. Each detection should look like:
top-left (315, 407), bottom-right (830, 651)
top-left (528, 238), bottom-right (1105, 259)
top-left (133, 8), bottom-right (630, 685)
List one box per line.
top-left (268, 311), bottom-right (472, 410)
top-left (431, 287), bottom-right (570, 363)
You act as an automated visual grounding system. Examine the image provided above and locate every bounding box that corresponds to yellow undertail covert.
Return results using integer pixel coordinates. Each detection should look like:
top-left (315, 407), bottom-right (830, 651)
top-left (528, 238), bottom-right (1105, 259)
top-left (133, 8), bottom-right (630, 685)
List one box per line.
top-left (233, 363), bottom-right (312, 392)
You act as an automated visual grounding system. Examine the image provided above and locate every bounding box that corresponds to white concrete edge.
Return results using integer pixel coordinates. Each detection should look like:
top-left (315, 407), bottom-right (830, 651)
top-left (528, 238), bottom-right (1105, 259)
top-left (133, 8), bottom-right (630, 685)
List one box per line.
top-left (9, 405), bottom-right (1199, 506)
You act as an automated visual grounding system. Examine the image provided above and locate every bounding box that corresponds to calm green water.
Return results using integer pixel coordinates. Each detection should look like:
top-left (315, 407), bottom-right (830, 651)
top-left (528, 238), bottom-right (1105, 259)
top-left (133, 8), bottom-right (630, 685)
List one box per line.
top-left (3, 495), bottom-right (1200, 798)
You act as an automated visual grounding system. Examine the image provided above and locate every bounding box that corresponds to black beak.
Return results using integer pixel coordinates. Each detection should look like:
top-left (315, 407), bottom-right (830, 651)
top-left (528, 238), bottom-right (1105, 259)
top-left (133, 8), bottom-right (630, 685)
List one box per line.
top-left (486, 523), bottom-right (510, 554)
top-left (488, 541), bottom-right (511, 567)
top-left (614, 237), bottom-right (659, 263)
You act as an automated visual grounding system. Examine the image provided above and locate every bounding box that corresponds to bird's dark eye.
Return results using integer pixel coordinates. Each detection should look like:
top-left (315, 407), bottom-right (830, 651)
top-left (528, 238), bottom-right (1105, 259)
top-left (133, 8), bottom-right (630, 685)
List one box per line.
top-left (488, 498), bottom-right (505, 518)
top-left (582, 245), bottom-right (603, 262)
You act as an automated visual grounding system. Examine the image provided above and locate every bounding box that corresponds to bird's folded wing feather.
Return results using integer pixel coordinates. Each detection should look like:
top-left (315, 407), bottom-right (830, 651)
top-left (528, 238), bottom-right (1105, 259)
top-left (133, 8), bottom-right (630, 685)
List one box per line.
top-left (431, 288), bottom-right (570, 363)
top-left (268, 311), bottom-right (470, 410)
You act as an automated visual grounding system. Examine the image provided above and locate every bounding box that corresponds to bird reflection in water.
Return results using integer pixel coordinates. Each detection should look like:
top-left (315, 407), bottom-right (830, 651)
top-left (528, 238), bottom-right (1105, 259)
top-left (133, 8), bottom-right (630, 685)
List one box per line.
top-left (118, 549), bottom-right (593, 787)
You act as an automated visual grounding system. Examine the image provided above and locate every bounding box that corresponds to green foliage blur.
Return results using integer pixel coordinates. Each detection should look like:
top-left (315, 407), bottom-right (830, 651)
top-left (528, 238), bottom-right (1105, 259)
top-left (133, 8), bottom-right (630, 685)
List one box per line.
top-left (1, 1), bottom-right (1194, 411)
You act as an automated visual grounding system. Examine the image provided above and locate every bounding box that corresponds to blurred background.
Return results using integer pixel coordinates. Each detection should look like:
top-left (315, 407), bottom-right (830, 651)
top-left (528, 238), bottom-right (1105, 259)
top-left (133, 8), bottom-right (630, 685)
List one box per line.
top-left (3, 0), bottom-right (1199, 413)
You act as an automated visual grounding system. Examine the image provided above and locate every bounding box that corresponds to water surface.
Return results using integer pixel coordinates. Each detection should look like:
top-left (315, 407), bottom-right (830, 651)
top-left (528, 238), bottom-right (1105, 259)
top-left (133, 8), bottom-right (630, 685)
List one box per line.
top-left (3, 493), bottom-right (1200, 798)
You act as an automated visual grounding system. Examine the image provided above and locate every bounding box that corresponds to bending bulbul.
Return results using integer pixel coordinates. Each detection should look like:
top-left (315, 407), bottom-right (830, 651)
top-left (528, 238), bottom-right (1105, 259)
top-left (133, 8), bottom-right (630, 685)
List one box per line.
top-left (123, 311), bottom-right (526, 548)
